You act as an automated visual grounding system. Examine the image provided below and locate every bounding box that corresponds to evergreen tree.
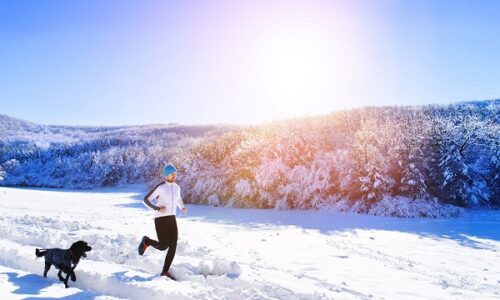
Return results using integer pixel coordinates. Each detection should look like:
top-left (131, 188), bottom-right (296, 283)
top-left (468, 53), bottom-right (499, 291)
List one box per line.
top-left (400, 154), bottom-right (429, 199)
top-left (351, 119), bottom-right (391, 207)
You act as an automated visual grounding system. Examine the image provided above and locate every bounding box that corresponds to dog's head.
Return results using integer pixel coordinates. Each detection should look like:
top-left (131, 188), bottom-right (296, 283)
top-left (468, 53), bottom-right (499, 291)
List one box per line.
top-left (70, 240), bottom-right (92, 259)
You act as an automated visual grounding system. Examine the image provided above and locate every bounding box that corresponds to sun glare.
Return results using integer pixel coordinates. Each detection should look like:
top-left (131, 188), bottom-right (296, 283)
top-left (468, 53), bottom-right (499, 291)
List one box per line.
top-left (255, 26), bottom-right (331, 121)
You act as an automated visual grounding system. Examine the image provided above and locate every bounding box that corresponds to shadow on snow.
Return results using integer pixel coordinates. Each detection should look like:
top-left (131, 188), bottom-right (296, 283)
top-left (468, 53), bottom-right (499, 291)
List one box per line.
top-left (117, 193), bottom-right (500, 250)
top-left (1, 271), bottom-right (100, 299)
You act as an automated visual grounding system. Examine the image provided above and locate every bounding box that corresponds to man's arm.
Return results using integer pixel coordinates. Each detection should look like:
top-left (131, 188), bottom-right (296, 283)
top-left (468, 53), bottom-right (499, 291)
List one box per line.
top-left (143, 182), bottom-right (164, 211)
top-left (177, 187), bottom-right (187, 214)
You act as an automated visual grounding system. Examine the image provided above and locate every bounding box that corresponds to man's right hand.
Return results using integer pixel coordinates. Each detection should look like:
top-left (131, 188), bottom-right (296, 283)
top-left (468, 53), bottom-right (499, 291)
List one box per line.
top-left (158, 206), bottom-right (167, 213)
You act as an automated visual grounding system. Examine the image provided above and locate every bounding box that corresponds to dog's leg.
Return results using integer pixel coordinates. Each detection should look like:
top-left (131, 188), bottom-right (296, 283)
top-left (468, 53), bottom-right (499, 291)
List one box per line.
top-left (43, 262), bottom-right (51, 277)
top-left (70, 262), bottom-right (79, 282)
top-left (63, 270), bottom-right (71, 288)
top-left (70, 268), bottom-right (76, 282)
top-left (57, 269), bottom-right (64, 282)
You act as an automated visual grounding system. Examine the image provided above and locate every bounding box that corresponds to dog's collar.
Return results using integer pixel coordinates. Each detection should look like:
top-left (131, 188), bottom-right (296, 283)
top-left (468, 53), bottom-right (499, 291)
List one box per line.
top-left (69, 249), bottom-right (76, 259)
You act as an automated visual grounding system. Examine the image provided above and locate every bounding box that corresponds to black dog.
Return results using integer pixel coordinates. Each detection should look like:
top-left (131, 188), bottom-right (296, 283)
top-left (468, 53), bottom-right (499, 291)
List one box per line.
top-left (35, 240), bottom-right (92, 288)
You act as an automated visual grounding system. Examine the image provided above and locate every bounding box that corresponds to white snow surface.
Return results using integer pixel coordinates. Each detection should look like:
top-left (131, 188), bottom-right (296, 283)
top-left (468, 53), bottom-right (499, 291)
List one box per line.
top-left (0, 186), bottom-right (499, 300)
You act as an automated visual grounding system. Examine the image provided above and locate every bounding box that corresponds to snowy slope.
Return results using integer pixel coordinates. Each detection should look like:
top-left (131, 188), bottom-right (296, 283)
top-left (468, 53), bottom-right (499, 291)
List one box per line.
top-left (0, 113), bottom-right (232, 146)
top-left (0, 186), bottom-right (499, 299)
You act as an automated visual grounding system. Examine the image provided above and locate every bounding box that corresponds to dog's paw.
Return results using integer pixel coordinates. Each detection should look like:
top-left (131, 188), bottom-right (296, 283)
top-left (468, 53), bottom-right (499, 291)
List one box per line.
top-left (70, 273), bottom-right (76, 282)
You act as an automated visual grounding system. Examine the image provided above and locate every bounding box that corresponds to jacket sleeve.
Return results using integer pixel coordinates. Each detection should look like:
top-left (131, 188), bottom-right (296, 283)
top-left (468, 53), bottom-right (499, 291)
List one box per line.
top-left (176, 186), bottom-right (185, 210)
top-left (143, 182), bottom-right (163, 211)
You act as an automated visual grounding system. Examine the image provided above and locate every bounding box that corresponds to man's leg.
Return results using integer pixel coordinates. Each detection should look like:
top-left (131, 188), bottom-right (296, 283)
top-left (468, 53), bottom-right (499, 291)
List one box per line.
top-left (148, 216), bottom-right (170, 250)
top-left (161, 218), bottom-right (178, 274)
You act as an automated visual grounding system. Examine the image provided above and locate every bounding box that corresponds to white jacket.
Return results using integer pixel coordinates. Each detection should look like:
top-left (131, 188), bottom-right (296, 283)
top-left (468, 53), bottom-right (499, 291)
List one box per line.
top-left (143, 180), bottom-right (185, 218)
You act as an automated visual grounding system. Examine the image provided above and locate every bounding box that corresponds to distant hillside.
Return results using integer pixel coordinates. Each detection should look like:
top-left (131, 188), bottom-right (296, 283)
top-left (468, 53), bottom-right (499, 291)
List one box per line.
top-left (0, 113), bottom-right (236, 147)
top-left (1, 99), bottom-right (499, 217)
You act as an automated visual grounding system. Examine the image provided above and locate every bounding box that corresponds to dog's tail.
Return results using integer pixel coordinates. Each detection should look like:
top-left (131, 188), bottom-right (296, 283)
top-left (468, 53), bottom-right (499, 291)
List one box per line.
top-left (35, 248), bottom-right (47, 258)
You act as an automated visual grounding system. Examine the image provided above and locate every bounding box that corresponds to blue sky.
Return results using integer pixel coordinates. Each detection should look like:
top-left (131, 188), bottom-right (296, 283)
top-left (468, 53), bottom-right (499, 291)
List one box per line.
top-left (1, 0), bottom-right (499, 126)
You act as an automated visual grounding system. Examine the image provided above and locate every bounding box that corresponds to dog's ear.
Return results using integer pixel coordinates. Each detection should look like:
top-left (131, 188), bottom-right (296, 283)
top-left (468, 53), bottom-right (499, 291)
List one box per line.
top-left (70, 242), bottom-right (79, 254)
top-left (70, 241), bottom-right (87, 258)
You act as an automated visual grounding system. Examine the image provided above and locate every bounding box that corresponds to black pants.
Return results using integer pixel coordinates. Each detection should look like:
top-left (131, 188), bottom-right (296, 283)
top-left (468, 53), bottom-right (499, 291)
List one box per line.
top-left (146, 215), bottom-right (178, 273)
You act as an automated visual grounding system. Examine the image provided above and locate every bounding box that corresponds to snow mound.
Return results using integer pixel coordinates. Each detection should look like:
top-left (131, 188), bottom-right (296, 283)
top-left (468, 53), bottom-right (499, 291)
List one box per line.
top-left (367, 196), bottom-right (466, 218)
top-left (198, 258), bottom-right (242, 277)
top-left (320, 197), bottom-right (466, 218)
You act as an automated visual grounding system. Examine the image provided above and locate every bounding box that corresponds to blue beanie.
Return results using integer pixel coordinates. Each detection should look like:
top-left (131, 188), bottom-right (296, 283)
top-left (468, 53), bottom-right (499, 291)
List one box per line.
top-left (163, 164), bottom-right (177, 177)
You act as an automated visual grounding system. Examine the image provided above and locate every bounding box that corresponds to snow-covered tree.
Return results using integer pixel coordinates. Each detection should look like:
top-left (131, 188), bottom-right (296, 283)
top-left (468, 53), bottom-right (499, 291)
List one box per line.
top-left (399, 155), bottom-right (429, 199)
top-left (397, 112), bottom-right (430, 199)
top-left (351, 118), bottom-right (392, 207)
top-left (0, 165), bottom-right (5, 181)
top-left (487, 123), bottom-right (500, 206)
top-left (2, 158), bottom-right (20, 176)
top-left (1, 100), bottom-right (499, 214)
top-left (428, 116), bottom-right (491, 206)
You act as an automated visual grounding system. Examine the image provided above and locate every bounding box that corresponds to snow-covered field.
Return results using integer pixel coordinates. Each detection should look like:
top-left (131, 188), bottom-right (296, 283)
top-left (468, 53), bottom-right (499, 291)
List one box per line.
top-left (0, 186), bottom-right (498, 300)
